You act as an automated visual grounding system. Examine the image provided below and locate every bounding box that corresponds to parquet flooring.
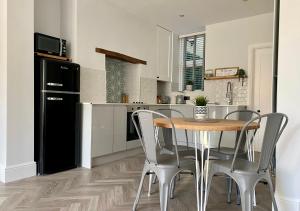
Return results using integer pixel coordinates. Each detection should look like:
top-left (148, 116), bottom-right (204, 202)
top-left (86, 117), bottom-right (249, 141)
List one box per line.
top-left (0, 154), bottom-right (273, 210)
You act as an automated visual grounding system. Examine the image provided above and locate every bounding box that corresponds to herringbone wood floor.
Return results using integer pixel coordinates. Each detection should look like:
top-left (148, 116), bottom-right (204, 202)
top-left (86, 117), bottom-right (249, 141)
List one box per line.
top-left (0, 154), bottom-right (273, 211)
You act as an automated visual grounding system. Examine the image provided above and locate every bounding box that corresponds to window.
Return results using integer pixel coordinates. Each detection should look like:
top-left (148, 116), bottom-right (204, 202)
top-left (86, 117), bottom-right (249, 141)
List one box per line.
top-left (179, 34), bottom-right (205, 90)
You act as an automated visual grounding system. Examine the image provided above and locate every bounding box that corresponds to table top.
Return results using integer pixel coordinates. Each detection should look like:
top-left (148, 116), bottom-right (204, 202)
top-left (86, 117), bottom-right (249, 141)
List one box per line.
top-left (153, 118), bottom-right (259, 131)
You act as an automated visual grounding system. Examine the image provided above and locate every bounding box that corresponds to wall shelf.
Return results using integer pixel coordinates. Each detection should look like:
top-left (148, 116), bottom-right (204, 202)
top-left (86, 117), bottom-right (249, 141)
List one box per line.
top-left (204, 76), bottom-right (243, 80)
top-left (35, 52), bottom-right (72, 61)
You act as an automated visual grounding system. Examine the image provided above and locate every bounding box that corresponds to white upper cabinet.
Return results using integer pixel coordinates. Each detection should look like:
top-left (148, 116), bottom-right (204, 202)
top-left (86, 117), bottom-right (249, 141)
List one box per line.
top-left (157, 26), bottom-right (172, 82)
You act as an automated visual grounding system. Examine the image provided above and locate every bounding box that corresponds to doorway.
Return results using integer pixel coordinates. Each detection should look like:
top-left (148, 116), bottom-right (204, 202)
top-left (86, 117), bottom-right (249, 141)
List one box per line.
top-left (248, 43), bottom-right (273, 151)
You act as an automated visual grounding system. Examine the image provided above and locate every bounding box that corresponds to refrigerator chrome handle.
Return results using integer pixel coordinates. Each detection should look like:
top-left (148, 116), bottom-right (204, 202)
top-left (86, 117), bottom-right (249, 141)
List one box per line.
top-left (47, 97), bottom-right (63, 101)
top-left (47, 82), bottom-right (63, 87)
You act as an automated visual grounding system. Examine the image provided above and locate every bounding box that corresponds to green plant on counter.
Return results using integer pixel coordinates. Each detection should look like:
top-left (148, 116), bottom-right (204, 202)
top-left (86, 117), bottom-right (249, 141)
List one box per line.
top-left (194, 96), bottom-right (208, 106)
top-left (186, 80), bottom-right (194, 85)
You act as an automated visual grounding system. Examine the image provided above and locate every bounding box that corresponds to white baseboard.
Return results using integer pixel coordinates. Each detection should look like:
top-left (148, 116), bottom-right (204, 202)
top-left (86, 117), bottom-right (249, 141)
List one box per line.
top-left (0, 161), bottom-right (36, 183)
top-left (92, 147), bottom-right (143, 167)
top-left (276, 194), bottom-right (300, 211)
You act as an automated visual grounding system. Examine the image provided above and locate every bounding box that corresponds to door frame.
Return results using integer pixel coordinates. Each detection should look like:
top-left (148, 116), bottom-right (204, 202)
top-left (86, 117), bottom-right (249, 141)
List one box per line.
top-left (247, 43), bottom-right (273, 110)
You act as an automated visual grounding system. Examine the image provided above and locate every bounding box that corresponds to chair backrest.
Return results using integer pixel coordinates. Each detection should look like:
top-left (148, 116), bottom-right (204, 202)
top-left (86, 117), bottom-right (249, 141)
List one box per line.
top-left (132, 110), bottom-right (180, 166)
top-left (231, 113), bottom-right (288, 173)
top-left (219, 110), bottom-right (260, 151)
top-left (155, 109), bottom-right (188, 148)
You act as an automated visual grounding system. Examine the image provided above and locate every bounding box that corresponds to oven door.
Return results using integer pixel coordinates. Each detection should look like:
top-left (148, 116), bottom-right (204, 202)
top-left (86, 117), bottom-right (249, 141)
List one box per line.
top-left (127, 112), bottom-right (140, 141)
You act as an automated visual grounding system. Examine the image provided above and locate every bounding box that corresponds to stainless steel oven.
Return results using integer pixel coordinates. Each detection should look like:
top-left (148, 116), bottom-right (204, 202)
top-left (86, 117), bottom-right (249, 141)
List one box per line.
top-left (126, 105), bottom-right (149, 141)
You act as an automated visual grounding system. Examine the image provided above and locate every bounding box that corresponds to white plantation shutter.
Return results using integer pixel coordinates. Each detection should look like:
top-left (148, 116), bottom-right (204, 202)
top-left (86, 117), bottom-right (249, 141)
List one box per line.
top-left (179, 34), bottom-right (205, 91)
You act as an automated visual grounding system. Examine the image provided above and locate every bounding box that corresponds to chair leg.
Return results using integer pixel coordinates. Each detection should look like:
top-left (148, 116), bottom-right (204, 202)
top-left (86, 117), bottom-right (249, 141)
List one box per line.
top-left (239, 186), bottom-right (253, 211)
top-left (148, 173), bottom-right (153, 197)
top-left (152, 174), bottom-right (157, 184)
top-left (236, 183), bottom-right (241, 205)
top-left (226, 176), bottom-right (233, 204)
top-left (266, 171), bottom-right (278, 211)
top-left (159, 181), bottom-right (170, 211)
top-left (170, 176), bottom-right (176, 199)
top-left (133, 166), bottom-right (148, 211)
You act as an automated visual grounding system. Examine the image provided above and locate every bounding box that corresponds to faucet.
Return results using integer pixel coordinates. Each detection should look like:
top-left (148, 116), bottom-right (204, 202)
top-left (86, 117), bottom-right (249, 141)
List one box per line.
top-left (226, 82), bottom-right (233, 105)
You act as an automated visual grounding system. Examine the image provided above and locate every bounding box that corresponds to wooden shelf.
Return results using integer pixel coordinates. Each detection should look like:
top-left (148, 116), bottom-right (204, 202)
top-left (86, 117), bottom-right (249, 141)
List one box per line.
top-left (35, 52), bottom-right (71, 61)
top-left (204, 76), bottom-right (242, 80)
top-left (95, 48), bottom-right (147, 65)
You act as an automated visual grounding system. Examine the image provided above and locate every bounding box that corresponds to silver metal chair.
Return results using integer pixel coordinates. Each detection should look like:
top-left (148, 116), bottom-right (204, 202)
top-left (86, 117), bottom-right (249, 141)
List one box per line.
top-left (148, 108), bottom-right (199, 198)
top-left (132, 110), bottom-right (197, 211)
top-left (208, 110), bottom-right (260, 204)
top-left (205, 113), bottom-right (288, 211)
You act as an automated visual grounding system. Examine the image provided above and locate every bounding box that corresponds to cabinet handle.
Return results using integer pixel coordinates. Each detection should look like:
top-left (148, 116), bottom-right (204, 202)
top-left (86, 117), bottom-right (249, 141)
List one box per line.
top-left (47, 82), bottom-right (63, 87)
top-left (157, 76), bottom-right (160, 79)
top-left (60, 66), bottom-right (69, 70)
top-left (257, 110), bottom-right (261, 113)
top-left (47, 97), bottom-right (63, 101)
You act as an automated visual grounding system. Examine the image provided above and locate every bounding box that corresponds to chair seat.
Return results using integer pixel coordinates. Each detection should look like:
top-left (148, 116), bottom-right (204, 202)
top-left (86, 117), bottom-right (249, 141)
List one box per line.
top-left (211, 159), bottom-right (260, 175)
top-left (209, 147), bottom-right (248, 160)
top-left (156, 154), bottom-right (196, 169)
top-left (160, 145), bottom-right (200, 160)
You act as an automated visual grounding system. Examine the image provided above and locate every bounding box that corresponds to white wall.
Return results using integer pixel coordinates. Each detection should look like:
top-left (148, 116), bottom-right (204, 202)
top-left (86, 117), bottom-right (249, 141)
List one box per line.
top-left (205, 13), bottom-right (274, 72)
top-left (0, 0), bottom-right (8, 169)
top-left (276, 0), bottom-right (300, 210)
top-left (34, 0), bottom-right (61, 37)
top-left (60, 0), bottom-right (158, 103)
top-left (0, 0), bottom-right (36, 183)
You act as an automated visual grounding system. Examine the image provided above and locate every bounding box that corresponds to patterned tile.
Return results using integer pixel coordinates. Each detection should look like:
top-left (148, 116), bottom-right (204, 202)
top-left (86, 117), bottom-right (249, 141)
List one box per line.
top-left (106, 58), bottom-right (125, 103)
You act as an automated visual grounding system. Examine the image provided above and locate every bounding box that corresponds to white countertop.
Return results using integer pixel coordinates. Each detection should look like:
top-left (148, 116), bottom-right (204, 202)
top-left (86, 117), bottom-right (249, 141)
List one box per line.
top-left (80, 102), bottom-right (247, 107)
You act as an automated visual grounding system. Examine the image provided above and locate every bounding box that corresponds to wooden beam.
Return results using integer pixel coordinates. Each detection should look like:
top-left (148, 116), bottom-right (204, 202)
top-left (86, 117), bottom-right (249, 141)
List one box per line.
top-left (95, 48), bottom-right (147, 65)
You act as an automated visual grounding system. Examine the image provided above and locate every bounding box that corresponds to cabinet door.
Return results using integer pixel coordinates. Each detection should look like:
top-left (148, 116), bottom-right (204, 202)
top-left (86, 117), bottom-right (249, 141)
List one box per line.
top-left (113, 106), bottom-right (127, 152)
top-left (157, 26), bottom-right (172, 81)
top-left (91, 106), bottom-right (113, 157)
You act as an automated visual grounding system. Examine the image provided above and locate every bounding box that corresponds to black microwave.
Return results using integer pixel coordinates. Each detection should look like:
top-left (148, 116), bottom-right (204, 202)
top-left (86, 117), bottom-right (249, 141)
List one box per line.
top-left (34, 33), bottom-right (67, 57)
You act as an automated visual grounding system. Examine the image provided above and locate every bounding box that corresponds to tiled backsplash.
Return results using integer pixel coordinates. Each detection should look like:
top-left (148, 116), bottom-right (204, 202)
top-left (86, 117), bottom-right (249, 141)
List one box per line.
top-left (140, 78), bottom-right (157, 104)
top-left (171, 78), bottom-right (248, 105)
top-left (80, 67), bottom-right (106, 103)
top-left (106, 58), bottom-right (125, 103)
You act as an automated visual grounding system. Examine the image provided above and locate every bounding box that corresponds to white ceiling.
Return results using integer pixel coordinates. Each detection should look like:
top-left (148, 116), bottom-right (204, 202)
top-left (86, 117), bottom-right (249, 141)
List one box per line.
top-left (106, 0), bottom-right (274, 34)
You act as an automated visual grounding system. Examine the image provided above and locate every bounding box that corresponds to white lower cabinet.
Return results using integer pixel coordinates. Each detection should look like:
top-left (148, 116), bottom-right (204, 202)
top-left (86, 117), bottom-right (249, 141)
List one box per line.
top-left (91, 106), bottom-right (114, 157)
top-left (113, 106), bottom-right (127, 152)
top-left (81, 104), bottom-right (127, 168)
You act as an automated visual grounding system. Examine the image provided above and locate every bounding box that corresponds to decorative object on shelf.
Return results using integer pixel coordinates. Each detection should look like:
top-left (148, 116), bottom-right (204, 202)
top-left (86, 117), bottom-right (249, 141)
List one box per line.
top-left (186, 80), bottom-right (194, 91)
top-left (193, 96), bottom-right (209, 119)
top-left (237, 68), bottom-right (246, 86)
top-left (205, 69), bottom-right (215, 78)
top-left (215, 67), bottom-right (239, 77)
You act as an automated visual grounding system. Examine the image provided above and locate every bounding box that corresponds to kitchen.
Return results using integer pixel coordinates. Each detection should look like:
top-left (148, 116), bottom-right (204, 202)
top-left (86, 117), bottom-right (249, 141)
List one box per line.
top-left (0, 0), bottom-right (300, 210)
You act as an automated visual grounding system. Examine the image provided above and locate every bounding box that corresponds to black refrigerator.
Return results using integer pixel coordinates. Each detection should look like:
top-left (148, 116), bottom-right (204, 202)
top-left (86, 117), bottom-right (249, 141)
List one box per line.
top-left (34, 57), bottom-right (80, 175)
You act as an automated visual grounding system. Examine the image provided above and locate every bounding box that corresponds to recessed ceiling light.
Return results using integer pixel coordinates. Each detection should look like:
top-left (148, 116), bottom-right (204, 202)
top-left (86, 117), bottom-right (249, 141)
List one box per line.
top-left (179, 14), bottom-right (185, 18)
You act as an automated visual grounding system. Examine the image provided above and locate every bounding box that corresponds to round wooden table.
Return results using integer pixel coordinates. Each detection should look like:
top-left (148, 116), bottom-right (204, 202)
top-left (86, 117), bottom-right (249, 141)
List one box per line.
top-left (153, 117), bottom-right (259, 211)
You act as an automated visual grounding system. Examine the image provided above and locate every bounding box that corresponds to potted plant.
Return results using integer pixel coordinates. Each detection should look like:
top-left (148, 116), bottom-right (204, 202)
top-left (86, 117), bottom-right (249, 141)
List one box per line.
top-left (237, 69), bottom-right (246, 86)
top-left (194, 96), bottom-right (209, 119)
top-left (186, 80), bottom-right (194, 91)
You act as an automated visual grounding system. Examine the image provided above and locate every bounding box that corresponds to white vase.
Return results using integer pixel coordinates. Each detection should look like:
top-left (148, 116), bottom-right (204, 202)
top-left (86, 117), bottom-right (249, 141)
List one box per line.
top-left (186, 85), bottom-right (193, 91)
top-left (194, 106), bottom-right (208, 119)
